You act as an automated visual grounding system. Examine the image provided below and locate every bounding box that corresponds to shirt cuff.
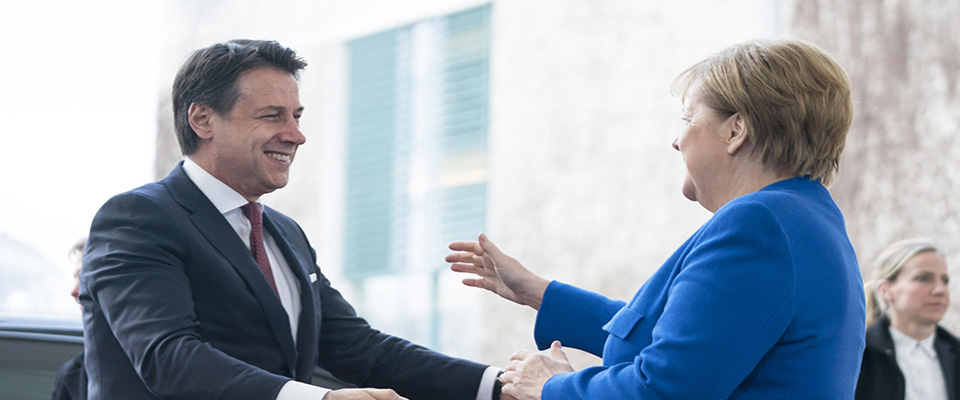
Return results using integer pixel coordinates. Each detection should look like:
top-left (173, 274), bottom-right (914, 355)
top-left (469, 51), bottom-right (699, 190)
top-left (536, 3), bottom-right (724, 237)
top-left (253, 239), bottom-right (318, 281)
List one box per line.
top-left (476, 366), bottom-right (502, 400)
top-left (276, 380), bottom-right (331, 400)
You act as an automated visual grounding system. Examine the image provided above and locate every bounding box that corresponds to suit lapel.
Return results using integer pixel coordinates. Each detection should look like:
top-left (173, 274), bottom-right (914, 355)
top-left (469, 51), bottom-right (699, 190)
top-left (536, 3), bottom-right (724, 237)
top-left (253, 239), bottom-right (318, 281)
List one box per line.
top-left (935, 329), bottom-right (958, 400)
top-left (163, 163), bottom-right (300, 374)
top-left (262, 209), bottom-right (319, 380)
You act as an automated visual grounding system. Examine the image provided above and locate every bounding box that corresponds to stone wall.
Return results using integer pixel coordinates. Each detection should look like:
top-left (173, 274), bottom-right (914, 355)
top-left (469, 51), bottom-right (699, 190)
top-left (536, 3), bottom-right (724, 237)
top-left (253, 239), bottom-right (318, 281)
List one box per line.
top-left (787, 0), bottom-right (960, 330)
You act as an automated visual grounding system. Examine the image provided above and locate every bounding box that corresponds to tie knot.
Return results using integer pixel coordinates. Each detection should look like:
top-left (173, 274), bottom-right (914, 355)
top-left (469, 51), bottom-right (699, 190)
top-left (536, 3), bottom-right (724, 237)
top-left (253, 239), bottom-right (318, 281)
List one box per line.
top-left (241, 202), bottom-right (263, 225)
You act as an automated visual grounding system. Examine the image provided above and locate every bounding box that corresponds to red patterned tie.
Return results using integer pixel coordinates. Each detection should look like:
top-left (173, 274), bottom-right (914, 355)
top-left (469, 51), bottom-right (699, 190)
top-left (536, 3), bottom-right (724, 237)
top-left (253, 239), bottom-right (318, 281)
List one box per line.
top-left (241, 202), bottom-right (278, 295)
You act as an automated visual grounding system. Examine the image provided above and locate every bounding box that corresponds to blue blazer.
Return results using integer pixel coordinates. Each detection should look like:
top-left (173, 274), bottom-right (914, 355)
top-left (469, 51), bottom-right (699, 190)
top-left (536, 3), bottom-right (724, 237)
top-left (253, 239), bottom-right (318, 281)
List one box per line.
top-left (533, 177), bottom-right (866, 399)
top-left (80, 162), bottom-right (485, 399)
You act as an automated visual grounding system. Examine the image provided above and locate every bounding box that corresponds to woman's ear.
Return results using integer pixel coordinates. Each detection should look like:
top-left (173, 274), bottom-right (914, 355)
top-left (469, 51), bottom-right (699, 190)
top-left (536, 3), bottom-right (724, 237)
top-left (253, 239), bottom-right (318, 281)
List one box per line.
top-left (188, 103), bottom-right (215, 140)
top-left (725, 113), bottom-right (748, 155)
top-left (877, 280), bottom-right (892, 301)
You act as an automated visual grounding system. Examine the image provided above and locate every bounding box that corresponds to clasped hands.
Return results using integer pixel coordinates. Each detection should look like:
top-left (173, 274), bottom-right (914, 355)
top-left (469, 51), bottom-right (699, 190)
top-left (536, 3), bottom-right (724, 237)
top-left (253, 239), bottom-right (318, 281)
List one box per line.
top-left (324, 388), bottom-right (408, 400)
top-left (447, 234), bottom-right (574, 400)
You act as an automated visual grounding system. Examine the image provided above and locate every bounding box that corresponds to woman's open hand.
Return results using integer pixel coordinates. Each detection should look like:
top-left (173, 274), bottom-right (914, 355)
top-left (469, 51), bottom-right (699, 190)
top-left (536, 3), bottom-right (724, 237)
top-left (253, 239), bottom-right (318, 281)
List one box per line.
top-left (446, 234), bottom-right (550, 310)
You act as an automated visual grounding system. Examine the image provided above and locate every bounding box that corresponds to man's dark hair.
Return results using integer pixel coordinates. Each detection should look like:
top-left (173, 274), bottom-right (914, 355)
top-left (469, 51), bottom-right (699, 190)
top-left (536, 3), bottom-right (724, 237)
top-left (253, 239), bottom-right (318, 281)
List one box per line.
top-left (172, 39), bottom-right (307, 155)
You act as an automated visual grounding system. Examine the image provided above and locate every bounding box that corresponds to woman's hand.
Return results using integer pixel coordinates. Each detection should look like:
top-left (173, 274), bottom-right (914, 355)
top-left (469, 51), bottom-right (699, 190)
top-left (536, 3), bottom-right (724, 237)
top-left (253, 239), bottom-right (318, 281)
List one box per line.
top-left (446, 234), bottom-right (550, 310)
top-left (325, 388), bottom-right (408, 400)
top-left (500, 341), bottom-right (575, 400)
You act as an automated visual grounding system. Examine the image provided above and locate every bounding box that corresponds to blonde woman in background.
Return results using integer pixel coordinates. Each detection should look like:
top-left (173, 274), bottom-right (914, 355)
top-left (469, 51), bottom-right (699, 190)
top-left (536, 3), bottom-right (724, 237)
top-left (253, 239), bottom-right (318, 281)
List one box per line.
top-left (857, 239), bottom-right (960, 400)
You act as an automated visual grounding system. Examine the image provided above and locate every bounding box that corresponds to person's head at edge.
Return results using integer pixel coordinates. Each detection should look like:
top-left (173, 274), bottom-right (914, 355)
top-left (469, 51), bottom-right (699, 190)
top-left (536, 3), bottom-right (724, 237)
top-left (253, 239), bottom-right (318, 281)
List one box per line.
top-left (69, 237), bottom-right (86, 305)
top-left (866, 239), bottom-right (950, 337)
top-left (669, 39), bottom-right (853, 212)
top-left (173, 39), bottom-right (308, 202)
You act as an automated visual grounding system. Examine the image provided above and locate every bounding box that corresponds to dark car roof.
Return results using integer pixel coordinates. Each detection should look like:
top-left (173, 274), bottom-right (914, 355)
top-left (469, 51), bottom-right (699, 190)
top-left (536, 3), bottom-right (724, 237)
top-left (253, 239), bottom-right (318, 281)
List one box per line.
top-left (0, 313), bottom-right (82, 343)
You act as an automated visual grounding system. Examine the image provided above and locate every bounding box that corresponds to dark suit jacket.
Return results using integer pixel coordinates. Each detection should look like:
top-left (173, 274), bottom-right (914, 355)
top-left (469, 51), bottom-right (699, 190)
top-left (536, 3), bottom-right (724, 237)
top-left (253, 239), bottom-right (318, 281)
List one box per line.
top-left (79, 162), bottom-right (486, 399)
top-left (52, 352), bottom-right (86, 400)
top-left (856, 316), bottom-right (960, 400)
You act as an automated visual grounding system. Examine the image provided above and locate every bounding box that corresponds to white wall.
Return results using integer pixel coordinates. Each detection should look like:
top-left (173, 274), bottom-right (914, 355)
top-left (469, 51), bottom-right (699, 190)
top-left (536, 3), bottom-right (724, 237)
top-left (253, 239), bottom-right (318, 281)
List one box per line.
top-left (478, 0), bottom-right (781, 366)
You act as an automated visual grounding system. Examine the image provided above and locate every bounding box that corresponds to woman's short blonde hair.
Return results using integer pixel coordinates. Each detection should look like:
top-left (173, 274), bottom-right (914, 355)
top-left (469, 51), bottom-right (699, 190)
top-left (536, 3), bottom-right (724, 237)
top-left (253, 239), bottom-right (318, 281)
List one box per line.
top-left (671, 39), bottom-right (853, 186)
top-left (865, 239), bottom-right (943, 326)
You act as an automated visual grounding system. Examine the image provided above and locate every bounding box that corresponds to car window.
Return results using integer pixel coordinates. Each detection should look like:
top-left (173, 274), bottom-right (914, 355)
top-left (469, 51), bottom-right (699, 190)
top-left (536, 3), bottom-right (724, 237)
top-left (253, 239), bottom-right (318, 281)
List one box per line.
top-left (0, 335), bottom-right (83, 400)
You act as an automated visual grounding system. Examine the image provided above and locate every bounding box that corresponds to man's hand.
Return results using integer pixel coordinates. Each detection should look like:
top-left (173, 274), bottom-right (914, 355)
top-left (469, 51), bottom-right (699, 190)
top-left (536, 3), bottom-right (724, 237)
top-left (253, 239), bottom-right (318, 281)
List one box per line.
top-left (324, 388), bottom-right (409, 400)
top-left (447, 233), bottom-right (550, 310)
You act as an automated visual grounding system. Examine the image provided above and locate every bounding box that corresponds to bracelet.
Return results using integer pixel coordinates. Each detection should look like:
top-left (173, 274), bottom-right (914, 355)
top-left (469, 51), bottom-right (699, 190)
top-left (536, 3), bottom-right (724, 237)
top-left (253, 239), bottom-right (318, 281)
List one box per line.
top-left (492, 369), bottom-right (504, 400)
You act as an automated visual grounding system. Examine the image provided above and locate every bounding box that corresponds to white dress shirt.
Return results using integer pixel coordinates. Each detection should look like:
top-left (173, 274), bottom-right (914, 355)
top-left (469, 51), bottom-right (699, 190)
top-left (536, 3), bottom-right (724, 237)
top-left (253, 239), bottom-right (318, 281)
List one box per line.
top-left (183, 158), bottom-right (498, 399)
top-left (889, 326), bottom-right (948, 400)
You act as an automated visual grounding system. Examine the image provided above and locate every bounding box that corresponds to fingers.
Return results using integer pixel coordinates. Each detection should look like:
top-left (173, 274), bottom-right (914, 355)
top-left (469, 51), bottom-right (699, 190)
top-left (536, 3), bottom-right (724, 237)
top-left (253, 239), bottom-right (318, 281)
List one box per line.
top-left (499, 369), bottom-right (532, 400)
top-left (447, 240), bottom-right (482, 255)
top-left (449, 262), bottom-right (480, 274)
top-left (461, 278), bottom-right (494, 291)
top-left (366, 388), bottom-right (407, 400)
top-left (499, 390), bottom-right (520, 400)
top-left (509, 348), bottom-right (537, 362)
top-left (444, 251), bottom-right (480, 264)
top-left (327, 388), bottom-right (408, 400)
top-left (500, 381), bottom-right (518, 398)
top-left (477, 233), bottom-right (505, 259)
top-left (450, 261), bottom-right (493, 281)
top-left (548, 340), bottom-right (569, 362)
top-left (503, 358), bottom-right (522, 378)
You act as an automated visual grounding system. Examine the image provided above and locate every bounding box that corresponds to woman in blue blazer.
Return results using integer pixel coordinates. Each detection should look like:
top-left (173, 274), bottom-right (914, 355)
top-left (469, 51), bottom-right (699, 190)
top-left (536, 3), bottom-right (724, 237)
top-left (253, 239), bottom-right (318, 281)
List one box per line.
top-left (448, 39), bottom-right (865, 400)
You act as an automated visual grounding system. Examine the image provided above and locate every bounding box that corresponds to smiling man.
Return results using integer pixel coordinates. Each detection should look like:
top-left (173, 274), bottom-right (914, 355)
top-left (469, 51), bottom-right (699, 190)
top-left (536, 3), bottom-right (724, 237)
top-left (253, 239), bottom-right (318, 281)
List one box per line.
top-left (80, 40), bottom-right (503, 400)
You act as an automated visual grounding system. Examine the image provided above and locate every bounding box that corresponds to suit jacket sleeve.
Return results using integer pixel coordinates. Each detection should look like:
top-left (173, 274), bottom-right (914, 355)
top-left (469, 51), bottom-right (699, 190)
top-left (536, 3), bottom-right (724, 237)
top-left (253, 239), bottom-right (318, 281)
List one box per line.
top-left (83, 192), bottom-right (290, 399)
top-left (537, 201), bottom-right (796, 399)
top-left (308, 266), bottom-right (487, 400)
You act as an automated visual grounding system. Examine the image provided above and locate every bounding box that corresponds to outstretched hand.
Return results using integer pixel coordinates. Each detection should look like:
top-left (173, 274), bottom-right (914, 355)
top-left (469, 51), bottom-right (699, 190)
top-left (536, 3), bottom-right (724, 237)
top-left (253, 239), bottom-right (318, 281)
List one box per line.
top-left (500, 341), bottom-right (575, 400)
top-left (446, 234), bottom-right (550, 310)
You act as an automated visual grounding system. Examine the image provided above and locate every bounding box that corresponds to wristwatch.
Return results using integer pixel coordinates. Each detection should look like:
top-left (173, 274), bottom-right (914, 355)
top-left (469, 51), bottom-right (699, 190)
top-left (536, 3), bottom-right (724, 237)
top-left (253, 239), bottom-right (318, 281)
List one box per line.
top-left (492, 369), bottom-right (504, 400)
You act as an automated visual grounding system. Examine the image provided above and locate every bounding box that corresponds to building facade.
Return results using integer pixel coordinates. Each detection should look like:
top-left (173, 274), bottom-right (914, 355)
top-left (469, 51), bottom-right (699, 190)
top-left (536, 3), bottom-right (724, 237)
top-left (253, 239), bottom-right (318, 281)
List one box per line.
top-left (154, 0), bottom-right (960, 368)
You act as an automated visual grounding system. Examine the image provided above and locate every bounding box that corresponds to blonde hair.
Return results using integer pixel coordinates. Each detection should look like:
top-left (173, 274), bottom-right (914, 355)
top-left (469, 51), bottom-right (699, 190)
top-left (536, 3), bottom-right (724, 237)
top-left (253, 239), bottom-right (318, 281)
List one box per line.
top-left (865, 239), bottom-right (942, 326)
top-left (671, 39), bottom-right (853, 186)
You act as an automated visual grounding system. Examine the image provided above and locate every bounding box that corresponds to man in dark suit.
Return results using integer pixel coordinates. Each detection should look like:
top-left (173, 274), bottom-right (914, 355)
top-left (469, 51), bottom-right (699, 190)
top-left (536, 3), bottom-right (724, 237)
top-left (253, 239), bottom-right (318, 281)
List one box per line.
top-left (80, 39), bottom-right (504, 400)
top-left (52, 238), bottom-right (87, 400)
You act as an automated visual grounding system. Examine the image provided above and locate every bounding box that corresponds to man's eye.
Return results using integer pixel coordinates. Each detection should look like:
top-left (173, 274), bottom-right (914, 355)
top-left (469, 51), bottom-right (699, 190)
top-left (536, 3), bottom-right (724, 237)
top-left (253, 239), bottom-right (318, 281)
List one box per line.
top-left (261, 114), bottom-right (280, 119)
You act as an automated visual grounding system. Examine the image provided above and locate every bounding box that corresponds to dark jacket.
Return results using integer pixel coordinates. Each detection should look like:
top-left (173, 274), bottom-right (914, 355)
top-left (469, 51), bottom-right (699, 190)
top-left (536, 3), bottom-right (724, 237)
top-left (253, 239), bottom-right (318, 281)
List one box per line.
top-left (52, 352), bottom-right (85, 400)
top-left (80, 162), bottom-right (486, 399)
top-left (856, 316), bottom-right (960, 400)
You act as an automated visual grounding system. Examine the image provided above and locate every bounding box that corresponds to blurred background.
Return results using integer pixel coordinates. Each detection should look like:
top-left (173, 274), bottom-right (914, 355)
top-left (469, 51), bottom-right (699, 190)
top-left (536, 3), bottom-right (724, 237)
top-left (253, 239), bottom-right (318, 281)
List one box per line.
top-left (1, 0), bottom-right (958, 368)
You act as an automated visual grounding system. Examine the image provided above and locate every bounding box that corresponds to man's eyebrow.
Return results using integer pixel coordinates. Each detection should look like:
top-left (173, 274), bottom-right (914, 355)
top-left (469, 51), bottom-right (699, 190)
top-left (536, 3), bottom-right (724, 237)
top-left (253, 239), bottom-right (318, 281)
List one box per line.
top-left (252, 105), bottom-right (305, 113)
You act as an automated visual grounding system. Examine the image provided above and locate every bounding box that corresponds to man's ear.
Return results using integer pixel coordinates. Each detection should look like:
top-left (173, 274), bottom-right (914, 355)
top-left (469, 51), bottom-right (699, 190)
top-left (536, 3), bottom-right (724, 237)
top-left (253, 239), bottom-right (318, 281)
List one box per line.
top-left (188, 103), bottom-right (216, 140)
top-left (725, 113), bottom-right (749, 155)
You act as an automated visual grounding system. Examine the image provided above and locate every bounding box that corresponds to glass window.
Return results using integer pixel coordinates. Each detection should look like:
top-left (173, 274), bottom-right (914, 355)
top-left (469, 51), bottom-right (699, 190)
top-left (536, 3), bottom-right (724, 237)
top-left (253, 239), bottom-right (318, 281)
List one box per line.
top-left (344, 4), bottom-right (490, 352)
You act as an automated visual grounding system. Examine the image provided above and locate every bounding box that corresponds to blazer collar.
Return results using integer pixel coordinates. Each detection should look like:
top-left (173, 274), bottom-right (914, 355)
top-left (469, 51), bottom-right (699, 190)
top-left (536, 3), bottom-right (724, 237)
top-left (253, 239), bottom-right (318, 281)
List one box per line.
top-left (162, 162), bottom-right (303, 375)
top-left (935, 325), bottom-right (960, 399)
top-left (865, 316), bottom-right (896, 355)
top-left (262, 210), bottom-right (321, 380)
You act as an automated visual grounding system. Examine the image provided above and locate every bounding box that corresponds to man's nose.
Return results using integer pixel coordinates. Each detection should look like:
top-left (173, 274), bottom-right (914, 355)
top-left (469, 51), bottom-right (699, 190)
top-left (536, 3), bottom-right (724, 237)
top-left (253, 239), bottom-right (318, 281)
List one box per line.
top-left (283, 118), bottom-right (306, 145)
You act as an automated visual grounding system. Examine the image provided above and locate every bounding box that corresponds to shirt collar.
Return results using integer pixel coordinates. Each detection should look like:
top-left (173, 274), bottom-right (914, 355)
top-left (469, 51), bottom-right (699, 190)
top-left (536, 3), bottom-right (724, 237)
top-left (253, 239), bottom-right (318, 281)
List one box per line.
top-left (182, 158), bottom-right (254, 214)
top-left (889, 326), bottom-right (938, 359)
